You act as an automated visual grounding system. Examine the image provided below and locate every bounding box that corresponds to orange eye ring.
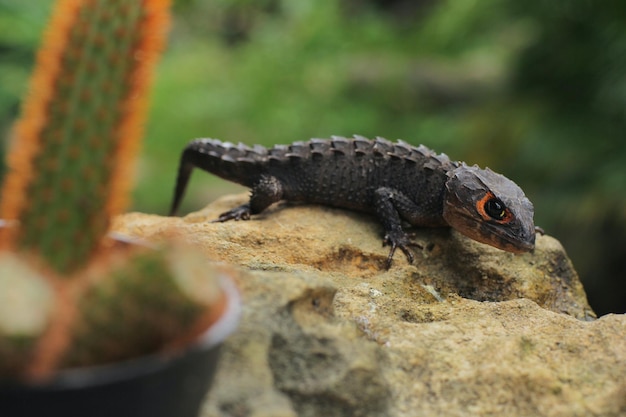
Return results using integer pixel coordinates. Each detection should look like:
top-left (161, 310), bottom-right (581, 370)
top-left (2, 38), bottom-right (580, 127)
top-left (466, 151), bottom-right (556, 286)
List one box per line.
top-left (476, 192), bottom-right (513, 223)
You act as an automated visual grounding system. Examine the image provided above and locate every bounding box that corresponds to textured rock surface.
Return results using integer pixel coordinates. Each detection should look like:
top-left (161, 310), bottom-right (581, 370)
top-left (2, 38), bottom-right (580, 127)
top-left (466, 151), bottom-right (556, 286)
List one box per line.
top-left (113, 194), bottom-right (626, 417)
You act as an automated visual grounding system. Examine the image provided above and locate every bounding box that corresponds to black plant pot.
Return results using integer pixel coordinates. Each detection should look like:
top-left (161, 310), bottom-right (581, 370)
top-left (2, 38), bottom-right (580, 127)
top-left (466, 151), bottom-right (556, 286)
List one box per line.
top-left (0, 274), bottom-right (241, 417)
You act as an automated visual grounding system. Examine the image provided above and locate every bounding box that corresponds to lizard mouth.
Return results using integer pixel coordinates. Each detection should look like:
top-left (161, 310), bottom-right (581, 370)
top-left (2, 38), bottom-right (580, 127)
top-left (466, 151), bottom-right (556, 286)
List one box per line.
top-left (473, 219), bottom-right (535, 253)
top-left (494, 231), bottom-right (535, 253)
top-left (448, 211), bottom-right (536, 253)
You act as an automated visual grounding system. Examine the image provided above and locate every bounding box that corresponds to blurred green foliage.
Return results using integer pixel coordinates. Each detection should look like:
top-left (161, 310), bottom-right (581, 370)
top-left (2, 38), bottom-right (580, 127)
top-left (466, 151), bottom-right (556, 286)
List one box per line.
top-left (0, 0), bottom-right (624, 314)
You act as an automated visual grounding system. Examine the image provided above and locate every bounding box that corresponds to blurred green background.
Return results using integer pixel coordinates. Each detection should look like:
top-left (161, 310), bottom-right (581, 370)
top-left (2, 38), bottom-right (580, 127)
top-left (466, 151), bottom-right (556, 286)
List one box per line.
top-left (0, 0), bottom-right (624, 315)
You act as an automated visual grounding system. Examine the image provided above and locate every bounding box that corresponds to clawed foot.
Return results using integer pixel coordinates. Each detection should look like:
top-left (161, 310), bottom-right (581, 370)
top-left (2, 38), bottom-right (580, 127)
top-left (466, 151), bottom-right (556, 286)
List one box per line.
top-left (212, 204), bottom-right (252, 222)
top-left (382, 230), bottom-right (423, 269)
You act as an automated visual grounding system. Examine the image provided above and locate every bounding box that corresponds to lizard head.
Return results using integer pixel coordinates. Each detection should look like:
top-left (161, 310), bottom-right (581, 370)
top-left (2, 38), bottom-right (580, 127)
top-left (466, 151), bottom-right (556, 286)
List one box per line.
top-left (442, 165), bottom-right (535, 253)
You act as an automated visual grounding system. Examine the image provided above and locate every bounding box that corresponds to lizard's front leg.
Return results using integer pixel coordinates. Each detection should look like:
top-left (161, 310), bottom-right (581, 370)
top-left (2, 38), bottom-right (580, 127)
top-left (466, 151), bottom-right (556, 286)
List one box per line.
top-left (372, 187), bottom-right (424, 269)
top-left (214, 175), bottom-right (283, 222)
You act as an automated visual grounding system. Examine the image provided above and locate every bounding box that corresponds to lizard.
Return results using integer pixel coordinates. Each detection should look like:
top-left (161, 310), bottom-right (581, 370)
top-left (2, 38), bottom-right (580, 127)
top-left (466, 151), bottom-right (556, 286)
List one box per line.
top-left (169, 135), bottom-right (536, 268)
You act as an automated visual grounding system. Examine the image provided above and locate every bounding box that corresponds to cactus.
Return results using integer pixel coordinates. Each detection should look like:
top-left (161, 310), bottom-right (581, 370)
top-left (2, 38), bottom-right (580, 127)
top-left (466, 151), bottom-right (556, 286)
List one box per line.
top-left (0, 0), bottom-right (169, 275)
top-left (0, 0), bottom-right (232, 381)
top-left (63, 241), bottom-right (226, 368)
top-left (0, 253), bottom-right (55, 376)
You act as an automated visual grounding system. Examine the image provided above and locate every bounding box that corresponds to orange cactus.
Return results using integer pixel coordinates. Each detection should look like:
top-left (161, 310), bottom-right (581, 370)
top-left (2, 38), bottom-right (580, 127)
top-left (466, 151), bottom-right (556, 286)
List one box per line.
top-left (0, 0), bottom-right (171, 274)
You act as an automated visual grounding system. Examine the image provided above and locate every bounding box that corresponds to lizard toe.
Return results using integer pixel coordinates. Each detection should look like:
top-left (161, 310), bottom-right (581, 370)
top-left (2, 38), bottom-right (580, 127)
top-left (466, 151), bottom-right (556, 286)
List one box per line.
top-left (212, 204), bottom-right (252, 222)
top-left (382, 231), bottom-right (422, 268)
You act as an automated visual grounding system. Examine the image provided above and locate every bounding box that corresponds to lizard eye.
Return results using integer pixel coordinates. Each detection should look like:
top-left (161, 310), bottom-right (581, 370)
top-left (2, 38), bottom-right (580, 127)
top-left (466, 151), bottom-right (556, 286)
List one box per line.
top-left (484, 198), bottom-right (506, 220)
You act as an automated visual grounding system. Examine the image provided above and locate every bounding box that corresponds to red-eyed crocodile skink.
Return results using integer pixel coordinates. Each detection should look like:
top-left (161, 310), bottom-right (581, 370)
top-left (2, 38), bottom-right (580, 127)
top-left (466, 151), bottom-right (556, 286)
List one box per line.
top-left (169, 136), bottom-right (536, 268)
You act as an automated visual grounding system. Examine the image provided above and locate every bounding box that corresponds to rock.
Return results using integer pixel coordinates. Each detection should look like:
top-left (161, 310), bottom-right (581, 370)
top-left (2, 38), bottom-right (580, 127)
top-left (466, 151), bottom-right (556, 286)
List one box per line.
top-left (113, 194), bottom-right (626, 417)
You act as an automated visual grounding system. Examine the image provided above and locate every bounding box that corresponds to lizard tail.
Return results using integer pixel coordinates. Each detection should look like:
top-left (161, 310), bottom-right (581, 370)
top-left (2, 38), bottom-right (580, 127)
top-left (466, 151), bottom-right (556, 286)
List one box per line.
top-left (169, 154), bottom-right (194, 216)
top-left (169, 138), bottom-right (269, 216)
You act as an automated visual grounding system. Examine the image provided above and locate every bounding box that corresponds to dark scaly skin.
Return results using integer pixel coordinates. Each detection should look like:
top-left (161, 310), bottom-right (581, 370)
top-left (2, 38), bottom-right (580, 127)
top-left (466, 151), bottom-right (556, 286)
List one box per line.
top-left (170, 136), bottom-right (536, 268)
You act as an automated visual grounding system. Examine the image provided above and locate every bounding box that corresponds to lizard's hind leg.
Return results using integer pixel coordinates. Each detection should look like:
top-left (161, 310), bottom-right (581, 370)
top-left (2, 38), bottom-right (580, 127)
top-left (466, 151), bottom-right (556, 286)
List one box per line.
top-left (214, 175), bottom-right (284, 222)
